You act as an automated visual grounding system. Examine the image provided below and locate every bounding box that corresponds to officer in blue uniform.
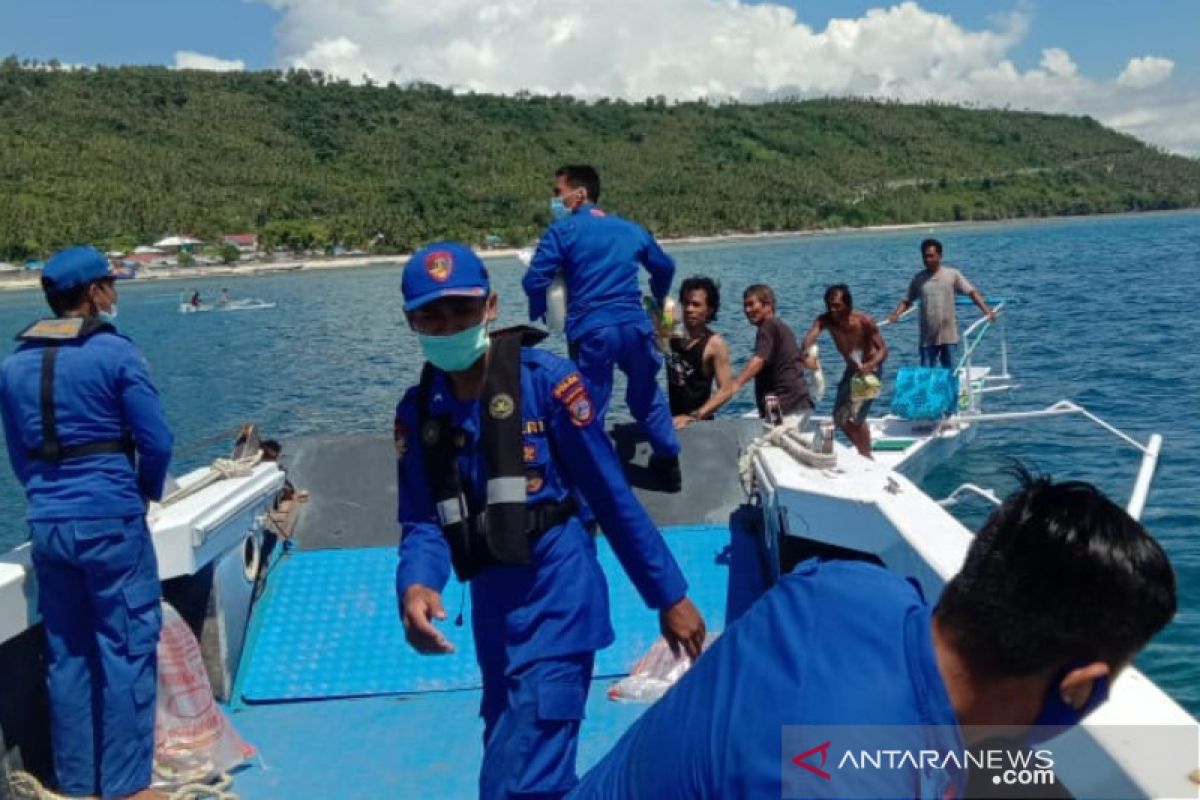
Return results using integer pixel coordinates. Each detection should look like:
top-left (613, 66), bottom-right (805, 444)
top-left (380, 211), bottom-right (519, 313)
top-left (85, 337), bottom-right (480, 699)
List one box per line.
top-left (395, 242), bottom-right (706, 800)
top-left (522, 165), bottom-right (682, 491)
top-left (0, 247), bottom-right (174, 800)
top-left (571, 471), bottom-right (1176, 799)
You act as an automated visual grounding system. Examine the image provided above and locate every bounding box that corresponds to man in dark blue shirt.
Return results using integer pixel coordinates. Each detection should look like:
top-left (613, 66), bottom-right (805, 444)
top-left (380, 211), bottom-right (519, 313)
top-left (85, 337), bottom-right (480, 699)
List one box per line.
top-left (523, 165), bottom-right (682, 491)
top-left (1, 246), bottom-right (173, 800)
top-left (395, 242), bottom-right (706, 800)
top-left (571, 471), bottom-right (1176, 799)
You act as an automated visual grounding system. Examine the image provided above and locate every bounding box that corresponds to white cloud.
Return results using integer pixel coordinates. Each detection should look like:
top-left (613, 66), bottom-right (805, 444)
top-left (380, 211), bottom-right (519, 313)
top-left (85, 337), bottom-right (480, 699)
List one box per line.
top-left (1117, 56), bottom-right (1174, 89)
top-left (173, 51), bottom-right (245, 72)
top-left (1039, 48), bottom-right (1077, 79)
top-left (253, 0), bottom-right (1199, 155)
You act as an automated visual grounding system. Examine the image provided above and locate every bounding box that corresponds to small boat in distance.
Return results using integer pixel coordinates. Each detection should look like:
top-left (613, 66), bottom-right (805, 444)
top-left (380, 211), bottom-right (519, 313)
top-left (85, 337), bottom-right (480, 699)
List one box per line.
top-left (179, 291), bottom-right (277, 314)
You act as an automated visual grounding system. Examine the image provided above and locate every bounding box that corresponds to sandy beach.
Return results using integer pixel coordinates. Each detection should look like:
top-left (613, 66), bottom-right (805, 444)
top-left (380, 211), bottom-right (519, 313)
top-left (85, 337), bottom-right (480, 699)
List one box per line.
top-left (4, 210), bottom-right (1183, 295)
top-left (0, 219), bottom-right (953, 295)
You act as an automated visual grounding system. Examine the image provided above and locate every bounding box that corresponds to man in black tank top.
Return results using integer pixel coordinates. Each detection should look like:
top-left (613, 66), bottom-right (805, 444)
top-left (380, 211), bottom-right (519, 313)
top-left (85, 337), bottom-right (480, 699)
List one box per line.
top-left (665, 276), bottom-right (733, 428)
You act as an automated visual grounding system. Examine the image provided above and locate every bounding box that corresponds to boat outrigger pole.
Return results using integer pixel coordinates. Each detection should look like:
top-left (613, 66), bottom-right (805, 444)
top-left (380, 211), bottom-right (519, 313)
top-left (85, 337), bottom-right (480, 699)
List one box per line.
top-left (946, 399), bottom-right (1162, 521)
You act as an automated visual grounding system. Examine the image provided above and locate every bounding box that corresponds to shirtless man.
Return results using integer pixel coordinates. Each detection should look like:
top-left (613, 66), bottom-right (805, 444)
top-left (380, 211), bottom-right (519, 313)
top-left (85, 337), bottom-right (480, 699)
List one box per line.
top-left (801, 284), bottom-right (887, 457)
top-left (667, 276), bottom-right (733, 429)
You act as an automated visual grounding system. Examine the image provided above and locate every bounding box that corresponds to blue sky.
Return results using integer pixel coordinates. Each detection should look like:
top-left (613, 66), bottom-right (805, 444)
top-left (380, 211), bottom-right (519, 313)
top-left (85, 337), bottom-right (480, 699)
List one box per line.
top-left (1, 0), bottom-right (1195, 81)
top-left (1, 1), bottom-right (1196, 154)
top-left (791, 1), bottom-right (1198, 81)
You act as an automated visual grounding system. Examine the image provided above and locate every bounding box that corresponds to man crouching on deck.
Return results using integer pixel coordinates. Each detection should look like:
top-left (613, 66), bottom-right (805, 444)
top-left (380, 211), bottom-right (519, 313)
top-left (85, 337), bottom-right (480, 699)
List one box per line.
top-left (393, 242), bottom-right (706, 800)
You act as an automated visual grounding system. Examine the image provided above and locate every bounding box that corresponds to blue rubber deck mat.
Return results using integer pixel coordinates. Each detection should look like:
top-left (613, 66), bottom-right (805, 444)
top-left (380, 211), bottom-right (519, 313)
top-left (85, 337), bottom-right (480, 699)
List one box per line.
top-left (227, 678), bottom-right (651, 799)
top-left (238, 524), bottom-right (733, 703)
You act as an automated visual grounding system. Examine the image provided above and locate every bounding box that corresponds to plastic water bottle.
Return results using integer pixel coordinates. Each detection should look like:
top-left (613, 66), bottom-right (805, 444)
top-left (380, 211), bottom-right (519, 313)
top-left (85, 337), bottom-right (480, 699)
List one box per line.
top-left (819, 421), bottom-right (835, 454)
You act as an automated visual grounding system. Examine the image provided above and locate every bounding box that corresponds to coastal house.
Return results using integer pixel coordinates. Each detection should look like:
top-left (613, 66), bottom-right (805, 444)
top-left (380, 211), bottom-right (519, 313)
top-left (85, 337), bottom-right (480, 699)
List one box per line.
top-left (121, 251), bottom-right (174, 268)
top-left (221, 233), bottom-right (259, 254)
top-left (153, 234), bottom-right (204, 254)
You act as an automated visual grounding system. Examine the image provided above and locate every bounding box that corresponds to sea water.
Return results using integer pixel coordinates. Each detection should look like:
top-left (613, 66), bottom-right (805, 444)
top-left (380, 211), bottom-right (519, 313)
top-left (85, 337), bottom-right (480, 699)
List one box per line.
top-left (0, 210), bottom-right (1197, 713)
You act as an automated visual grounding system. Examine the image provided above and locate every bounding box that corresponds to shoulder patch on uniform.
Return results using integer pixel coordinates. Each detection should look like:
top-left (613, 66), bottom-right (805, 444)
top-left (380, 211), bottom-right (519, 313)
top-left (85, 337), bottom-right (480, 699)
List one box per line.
top-left (553, 371), bottom-right (593, 426)
top-left (488, 392), bottom-right (515, 420)
top-left (552, 372), bottom-right (583, 400)
top-left (568, 394), bottom-right (594, 427)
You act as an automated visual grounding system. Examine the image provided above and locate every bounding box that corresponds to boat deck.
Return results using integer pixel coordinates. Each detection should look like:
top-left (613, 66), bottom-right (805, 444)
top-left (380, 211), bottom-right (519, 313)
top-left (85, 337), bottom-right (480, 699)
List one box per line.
top-left (225, 523), bottom-right (760, 798)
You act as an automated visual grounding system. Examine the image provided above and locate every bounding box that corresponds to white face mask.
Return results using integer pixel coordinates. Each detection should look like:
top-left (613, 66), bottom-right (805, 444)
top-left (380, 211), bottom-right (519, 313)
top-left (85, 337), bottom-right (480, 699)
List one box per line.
top-left (91, 283), bottom-right (117, 322)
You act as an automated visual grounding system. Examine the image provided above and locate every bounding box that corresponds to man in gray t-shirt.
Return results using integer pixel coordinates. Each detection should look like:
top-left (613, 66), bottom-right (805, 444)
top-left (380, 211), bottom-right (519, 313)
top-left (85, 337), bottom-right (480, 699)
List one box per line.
top-left (887, 238), bottom-right (996, 368)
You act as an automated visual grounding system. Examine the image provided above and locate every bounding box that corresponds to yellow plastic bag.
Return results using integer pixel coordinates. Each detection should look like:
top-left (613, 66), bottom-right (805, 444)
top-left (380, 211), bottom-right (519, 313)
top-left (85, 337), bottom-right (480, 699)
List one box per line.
top-left (850, 373), bottom-right (882, 401)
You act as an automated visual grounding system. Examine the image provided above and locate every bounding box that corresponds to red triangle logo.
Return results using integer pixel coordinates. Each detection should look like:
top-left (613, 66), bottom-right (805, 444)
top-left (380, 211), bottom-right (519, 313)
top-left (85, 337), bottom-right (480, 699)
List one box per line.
top-left (792, 741), bottom-right (833, 780)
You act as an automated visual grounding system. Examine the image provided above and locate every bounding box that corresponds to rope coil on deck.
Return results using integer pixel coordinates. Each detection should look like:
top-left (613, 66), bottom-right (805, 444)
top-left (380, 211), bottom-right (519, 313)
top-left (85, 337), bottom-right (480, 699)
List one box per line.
top-left (6, 770), bottom-right (238, 800)
top-left (159, 451), bottom-right (263, 507)
top-left (738, 424), bottom-right (837, 493)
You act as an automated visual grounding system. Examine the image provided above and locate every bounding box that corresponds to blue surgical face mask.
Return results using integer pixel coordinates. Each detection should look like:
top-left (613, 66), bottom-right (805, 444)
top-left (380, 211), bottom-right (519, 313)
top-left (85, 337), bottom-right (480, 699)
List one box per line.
top-left (417, 320), bottom-right (490, 372)
top-left (1026, 668), bottom-right (1110, 745)
top-left (549, 196), bottom-right (570, 221)
top-left (98, 304), bottom-right (118, 322)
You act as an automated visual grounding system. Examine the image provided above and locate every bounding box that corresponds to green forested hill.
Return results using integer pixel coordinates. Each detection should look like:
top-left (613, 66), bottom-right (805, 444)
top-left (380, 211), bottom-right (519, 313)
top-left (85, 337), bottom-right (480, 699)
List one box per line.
top-left (2, 60), bottom-right (1199, 260)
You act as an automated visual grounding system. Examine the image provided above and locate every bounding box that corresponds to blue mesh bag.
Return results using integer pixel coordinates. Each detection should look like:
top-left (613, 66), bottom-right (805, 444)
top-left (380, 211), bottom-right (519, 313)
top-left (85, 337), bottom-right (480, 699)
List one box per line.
top-left (891, 367), bottom-right (959, 419)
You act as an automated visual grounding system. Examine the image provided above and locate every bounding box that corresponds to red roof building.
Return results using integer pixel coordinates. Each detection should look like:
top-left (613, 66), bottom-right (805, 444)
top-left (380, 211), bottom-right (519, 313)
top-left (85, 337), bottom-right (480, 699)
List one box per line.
top-left (221, 233), bottom-right (259, 253)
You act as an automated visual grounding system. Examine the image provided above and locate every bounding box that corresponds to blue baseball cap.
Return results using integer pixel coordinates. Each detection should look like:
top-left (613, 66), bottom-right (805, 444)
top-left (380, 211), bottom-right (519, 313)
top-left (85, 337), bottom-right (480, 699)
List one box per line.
top-left (42, 246), bottom-right (117, 293)
top-left (401, 242), bottom-right (490, 312)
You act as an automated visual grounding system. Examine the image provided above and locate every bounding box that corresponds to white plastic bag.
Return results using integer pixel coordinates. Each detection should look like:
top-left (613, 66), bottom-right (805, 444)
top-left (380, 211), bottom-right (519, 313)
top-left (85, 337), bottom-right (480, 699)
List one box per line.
top-left (546, 272), bottom-right (569, 333)
top-left (153, 602), bottom-right (255, 789)
top-left (607, 633), bottom-right (719, 704)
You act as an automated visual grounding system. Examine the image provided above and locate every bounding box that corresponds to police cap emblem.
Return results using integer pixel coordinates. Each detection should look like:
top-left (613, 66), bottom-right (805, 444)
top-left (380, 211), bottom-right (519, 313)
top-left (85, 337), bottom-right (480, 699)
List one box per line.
top-left (424, 250), bottom-right (454, 283)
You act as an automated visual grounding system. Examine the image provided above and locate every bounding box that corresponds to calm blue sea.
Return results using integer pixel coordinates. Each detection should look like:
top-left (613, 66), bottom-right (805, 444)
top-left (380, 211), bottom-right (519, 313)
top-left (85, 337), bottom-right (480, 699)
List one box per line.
top-left (1, 211), bottom-right (1197, 713)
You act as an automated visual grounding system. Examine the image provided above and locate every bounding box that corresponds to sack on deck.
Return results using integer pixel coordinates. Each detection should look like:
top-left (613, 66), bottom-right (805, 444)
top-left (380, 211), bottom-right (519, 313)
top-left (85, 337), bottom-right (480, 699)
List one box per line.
top-left (153, 602), bottom-right (255, 790)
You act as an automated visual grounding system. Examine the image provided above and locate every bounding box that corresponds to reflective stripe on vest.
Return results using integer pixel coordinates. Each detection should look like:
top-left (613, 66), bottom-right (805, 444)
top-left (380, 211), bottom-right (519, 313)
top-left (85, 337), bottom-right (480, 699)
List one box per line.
top-left (487, 477), bottom-right (527, 505)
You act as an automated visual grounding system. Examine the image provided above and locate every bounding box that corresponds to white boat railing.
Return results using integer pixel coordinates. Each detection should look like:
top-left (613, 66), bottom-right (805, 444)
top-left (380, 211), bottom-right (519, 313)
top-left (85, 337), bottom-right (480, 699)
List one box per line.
top-left (936, 483), bottom-right (1001, 508)
top-left (955, 300), bottom-right (1011, 414)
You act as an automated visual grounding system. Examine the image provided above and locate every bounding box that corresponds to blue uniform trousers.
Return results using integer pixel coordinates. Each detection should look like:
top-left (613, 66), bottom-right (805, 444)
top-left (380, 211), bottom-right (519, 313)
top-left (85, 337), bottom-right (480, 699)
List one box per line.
top-left (571, 324), bottom-right (680, 457)
top-left (30, 515), bottom-right (162, 799)
top-left (480, 652), bottom-right (596, 800)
